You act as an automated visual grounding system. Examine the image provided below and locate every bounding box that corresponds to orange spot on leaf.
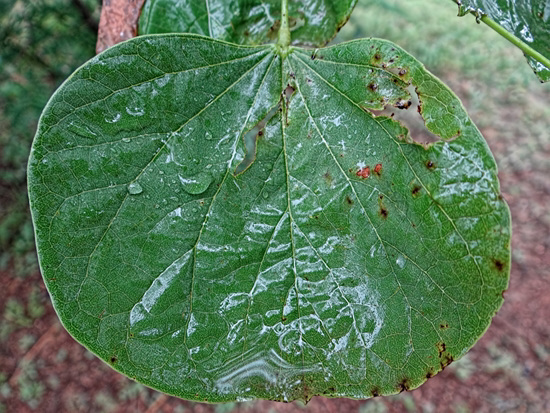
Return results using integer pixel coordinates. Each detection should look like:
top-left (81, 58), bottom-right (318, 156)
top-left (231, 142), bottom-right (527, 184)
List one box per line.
top-left (356, 166), bottom-right (370, 179)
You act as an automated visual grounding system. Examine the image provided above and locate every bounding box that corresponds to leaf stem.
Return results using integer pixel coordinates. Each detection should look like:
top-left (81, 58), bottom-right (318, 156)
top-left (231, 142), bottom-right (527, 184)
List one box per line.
top-left (277, 0), bottom-right (291, 57)
top-left (480, 15), bottom-right (550, 71)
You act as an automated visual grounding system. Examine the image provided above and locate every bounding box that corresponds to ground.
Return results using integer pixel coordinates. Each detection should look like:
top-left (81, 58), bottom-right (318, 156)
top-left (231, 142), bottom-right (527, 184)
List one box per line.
top-left (1, 0), bottom-right (549, 412)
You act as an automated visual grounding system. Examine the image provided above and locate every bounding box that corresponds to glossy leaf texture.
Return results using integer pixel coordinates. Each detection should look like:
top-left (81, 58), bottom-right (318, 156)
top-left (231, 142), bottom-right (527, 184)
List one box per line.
top-left (453, 0), bottom-right (550, 82)
top-left (28, 34), bottom-right (510, 402)
top-left (138, 0), bottom-right (357, 46)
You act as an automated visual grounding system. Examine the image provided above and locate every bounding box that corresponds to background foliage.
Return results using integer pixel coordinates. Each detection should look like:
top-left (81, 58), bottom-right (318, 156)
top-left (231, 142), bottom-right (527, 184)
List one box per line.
top-left (1, 0), bottom-right (549, 411)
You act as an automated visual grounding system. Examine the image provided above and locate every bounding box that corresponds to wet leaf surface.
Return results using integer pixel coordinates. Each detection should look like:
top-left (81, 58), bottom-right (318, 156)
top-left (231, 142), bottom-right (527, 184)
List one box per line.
top-left (138, 0), bottom-right (357, 46)
top-left (28, 34), bottom-right (510, 402)
top-left (453, 0), bottom-right (550, 82)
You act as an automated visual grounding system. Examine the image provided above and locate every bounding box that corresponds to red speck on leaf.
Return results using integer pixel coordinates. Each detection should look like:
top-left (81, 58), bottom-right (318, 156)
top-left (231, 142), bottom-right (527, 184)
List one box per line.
top-left (374, 163), bottom-right (382, 174)
top-left (356, 167), bottom-right (370, 179)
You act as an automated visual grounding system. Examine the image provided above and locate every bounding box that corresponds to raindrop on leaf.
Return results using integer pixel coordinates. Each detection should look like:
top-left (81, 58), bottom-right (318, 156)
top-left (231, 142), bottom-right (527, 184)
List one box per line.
top-left (179, 172), bottom-right (212, 195)
top-left (128, 182), bottom-right (143, 195)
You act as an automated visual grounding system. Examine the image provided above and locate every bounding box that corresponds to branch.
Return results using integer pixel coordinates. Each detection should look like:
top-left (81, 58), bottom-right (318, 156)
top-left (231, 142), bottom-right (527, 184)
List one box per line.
top-left (96, 0), bottom-right (146, 54)
top-left (481, 16), bottom-right (550, 71)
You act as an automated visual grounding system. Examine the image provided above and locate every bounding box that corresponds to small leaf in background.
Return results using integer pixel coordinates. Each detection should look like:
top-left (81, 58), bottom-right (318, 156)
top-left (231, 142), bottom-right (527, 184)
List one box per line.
top-left (28, 33), bottom-right (510, 402)
top-left (453, 0), bottom-right (550, 82)
top-left (139, 0), bottom-right (357, 46)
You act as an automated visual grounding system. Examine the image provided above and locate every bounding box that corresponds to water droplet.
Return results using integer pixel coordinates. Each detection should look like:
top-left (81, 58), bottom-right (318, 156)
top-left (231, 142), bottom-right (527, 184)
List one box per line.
top-left (126, 106), bottom-right (145, 116)
top-left (179, 172), bottom-right (213, 195)
top-left (105, 113), bottom-right (121, 123)
top-left (122, 137), bottom-right (131, 143)
top-left (205, 131), bottom-right (213, 140)
top-left (128, 182), bottom-right (143, 195)
top-left (396, 254), bottom-right (406, 269)
top-left (262, 192), bottom-right (269, 199)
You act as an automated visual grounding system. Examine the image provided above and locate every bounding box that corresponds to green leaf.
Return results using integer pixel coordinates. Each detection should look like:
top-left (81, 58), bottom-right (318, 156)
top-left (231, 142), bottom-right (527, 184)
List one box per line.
top-left (453, 0), bottom-right (550, 82)
top-left (28, 34), bottom-right (510, 402)
top-left (138, 0), bottom-right (357, 46)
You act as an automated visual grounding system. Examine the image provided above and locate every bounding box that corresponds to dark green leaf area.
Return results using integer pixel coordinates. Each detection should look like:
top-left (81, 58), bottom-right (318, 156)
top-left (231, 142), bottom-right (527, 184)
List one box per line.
top-left (28, 35), bottom-right (510, 402)
top-left (454, 0), bottom-right (550, 82)
top-left (139, 0), bottom-right (357, 47)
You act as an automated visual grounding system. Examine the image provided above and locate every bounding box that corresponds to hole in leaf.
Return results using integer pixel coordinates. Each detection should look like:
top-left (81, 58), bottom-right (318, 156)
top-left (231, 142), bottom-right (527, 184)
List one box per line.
top-left (367, 85), bottom-right (441, 146)
top-left (234, 103), bottom-right (281, 176)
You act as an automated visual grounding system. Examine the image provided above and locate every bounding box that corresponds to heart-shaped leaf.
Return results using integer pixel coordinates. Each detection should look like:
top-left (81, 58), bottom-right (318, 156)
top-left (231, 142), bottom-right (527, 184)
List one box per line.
top-left (28, 34), bottom-right (510, 402)
top-left (453, 0), bottom-right (550, 82)
top-left (139, 0), bottom-right (357, 46)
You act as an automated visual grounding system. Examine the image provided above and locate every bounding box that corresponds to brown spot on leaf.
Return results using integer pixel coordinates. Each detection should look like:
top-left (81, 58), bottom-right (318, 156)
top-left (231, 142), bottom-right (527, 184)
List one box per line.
top-left (437, 342), bottom-right (446, 357)
top-left (378, 194), bottom-right (388, 218)
top-left (397, 378), bottom-right (411, 393)
top-left (426, 368), bottom-right (435, 379)
top-left (412, 185), bottom-right (421, 196)
top-left (440, 322), bottom-right (449, 330)
top-left (396, 100), bottom-right (412, 110)
top-left (440, 354), bottom-right (454, 370)
top-left (425, 160), bottom-right (436, 170)
top-left (399, 68), bottom-right (408, 76)
top-left (371, 387), bottom-right (380, 397)
top-left (492, 258), bottom-right (505, 272)
top-left (368, 83), bottom-right (378, 91)
top-left (109, 355), bottom-right (118, 364)
top-left (345, 195), bottom-right (354, 206)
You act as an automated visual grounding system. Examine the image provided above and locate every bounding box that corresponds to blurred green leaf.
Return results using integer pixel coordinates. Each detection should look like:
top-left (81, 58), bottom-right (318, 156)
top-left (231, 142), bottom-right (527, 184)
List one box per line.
top-left (0, 0), bottom-right (97, 276)
top-left (139, 0), bottom-right (357, 46)
top-left (453, 0), bottom-right (550, 82)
